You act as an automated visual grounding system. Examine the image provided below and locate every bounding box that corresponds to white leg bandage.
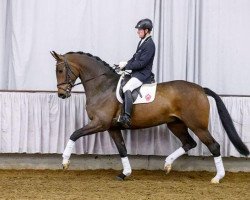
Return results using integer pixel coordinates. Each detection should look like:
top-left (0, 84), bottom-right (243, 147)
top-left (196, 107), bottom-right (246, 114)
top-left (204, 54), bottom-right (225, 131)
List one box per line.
top-left (62, 140), bottom-right (75, 164)
top-left (165, 147), bottom-right (186, 165)
top-left (213, 156), bottom-right (225, 181)
top-left (121, 157), bottom-right (132, 176)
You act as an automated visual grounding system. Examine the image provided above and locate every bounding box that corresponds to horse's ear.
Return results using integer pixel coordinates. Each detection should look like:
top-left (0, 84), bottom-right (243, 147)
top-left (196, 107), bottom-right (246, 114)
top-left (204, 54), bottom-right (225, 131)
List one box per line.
top-left (50, 51), bottom-right (62, 61)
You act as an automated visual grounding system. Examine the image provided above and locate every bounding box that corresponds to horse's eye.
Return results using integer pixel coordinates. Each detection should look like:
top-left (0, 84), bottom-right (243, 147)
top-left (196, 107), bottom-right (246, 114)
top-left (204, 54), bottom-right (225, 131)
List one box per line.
top-left (57, 69), bottom-right (63, 73)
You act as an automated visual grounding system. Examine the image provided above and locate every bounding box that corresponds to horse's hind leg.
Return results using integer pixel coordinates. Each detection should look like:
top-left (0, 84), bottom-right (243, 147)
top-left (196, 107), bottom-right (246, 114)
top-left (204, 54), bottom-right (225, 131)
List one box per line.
top-left (191, 127), bottom-right (225, 183)
top-left (108, 129), bottom-right (131, 180)
top-left (165, 120), bottom-right (197, 173)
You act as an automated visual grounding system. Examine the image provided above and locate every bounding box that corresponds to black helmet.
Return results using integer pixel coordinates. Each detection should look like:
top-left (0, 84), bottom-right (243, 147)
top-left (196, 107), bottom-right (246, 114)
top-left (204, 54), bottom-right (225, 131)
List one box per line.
top-left (135, 18), bottom-right (153, 31)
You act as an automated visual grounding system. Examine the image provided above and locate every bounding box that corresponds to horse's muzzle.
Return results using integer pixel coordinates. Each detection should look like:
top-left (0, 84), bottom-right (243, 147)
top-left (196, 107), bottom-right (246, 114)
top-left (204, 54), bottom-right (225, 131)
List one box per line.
top-left (58, 91), bottom-right (71, 99)
top-left (57, 85), bottom-right (72, 99)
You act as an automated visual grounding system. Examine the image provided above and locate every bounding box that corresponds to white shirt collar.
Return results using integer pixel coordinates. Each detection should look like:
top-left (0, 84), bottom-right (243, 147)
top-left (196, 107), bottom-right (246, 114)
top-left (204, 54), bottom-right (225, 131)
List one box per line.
top-left (139, 34), bottom-right (151, 46)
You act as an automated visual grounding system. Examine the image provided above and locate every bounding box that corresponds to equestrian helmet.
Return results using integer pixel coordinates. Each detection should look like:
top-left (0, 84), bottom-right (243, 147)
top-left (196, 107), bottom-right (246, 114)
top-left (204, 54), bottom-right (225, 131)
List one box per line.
top-left (135, 19), bottom-right (153, 31)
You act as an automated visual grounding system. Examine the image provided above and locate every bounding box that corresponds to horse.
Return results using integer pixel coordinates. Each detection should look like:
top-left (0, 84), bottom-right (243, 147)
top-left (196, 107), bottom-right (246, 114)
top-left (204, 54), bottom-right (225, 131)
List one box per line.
top-left (51, 51), bottom-right (249, 183)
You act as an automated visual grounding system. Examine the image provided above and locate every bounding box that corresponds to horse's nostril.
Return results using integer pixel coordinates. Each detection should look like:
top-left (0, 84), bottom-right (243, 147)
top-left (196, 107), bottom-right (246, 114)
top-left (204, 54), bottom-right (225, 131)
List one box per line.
top-left (58, 93), bottom-right (65, 99)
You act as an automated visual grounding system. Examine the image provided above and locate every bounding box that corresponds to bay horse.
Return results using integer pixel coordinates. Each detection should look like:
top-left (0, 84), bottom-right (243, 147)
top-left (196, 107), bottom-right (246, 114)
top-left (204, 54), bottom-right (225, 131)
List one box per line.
top-left (51, 51), bottom-right (249, 183)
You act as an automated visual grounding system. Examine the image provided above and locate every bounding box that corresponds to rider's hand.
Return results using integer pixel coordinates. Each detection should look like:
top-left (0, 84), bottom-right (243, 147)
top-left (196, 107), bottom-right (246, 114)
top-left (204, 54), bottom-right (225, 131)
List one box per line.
top-left (119, 61), bottom-right (127, 69)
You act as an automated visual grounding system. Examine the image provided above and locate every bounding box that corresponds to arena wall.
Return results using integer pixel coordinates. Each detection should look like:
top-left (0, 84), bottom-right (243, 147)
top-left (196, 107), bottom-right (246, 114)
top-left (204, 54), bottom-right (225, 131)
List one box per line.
top-left (0, 154), bottom-right (249, 172)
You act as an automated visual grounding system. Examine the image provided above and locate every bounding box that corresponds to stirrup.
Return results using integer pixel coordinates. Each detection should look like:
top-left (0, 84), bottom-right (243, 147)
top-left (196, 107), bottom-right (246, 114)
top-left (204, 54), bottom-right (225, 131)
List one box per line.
top-left (117, 115), bottom-right (131, 128)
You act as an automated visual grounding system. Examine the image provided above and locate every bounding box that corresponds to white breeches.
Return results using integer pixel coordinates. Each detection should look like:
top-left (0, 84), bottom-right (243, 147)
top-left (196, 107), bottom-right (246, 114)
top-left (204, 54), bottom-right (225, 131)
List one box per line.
top-left (123, 77), bottom-right (143, 93)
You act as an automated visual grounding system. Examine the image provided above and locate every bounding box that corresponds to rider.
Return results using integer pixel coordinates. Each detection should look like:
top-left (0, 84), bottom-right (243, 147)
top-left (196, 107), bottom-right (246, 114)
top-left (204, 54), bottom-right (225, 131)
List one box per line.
top-left (117, 18), bottom-right (156, 128)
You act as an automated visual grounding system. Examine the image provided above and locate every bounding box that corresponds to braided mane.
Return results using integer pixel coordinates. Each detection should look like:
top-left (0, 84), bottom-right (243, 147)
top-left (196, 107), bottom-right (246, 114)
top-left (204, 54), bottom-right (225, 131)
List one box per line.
top-left (66, 51), bottom-right (111, 68)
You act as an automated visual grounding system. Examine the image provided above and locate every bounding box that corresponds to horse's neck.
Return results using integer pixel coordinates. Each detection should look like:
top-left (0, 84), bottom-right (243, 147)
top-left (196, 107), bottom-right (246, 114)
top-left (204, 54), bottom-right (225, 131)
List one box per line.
top-left (79, 64), bottom-right (119, 102)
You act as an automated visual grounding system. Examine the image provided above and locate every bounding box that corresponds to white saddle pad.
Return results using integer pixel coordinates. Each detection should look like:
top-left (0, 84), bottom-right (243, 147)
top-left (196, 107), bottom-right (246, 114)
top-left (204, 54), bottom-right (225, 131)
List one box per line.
top-left (116, 75), bottom-right (157, 104)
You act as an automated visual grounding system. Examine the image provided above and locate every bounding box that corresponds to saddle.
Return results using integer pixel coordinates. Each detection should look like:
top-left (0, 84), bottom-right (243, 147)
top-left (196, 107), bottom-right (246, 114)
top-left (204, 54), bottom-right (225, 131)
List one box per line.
top-left (116, 74), bottom-right (157, 104)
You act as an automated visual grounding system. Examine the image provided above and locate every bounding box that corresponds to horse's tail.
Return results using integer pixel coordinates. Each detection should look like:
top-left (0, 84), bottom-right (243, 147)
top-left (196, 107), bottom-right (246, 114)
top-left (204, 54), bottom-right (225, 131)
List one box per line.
top-left (204, 87), bottom-right (249, 156)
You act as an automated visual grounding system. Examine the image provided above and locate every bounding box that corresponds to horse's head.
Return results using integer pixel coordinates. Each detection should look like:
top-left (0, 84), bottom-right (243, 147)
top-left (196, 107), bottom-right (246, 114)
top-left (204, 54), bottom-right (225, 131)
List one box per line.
top-left (51, 51), bottom-right (80, 99)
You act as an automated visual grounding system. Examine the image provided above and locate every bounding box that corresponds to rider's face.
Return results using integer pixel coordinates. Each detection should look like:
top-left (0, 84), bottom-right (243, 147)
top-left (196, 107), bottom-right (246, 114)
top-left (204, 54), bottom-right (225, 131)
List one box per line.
top-left (137, 29), bottom-right (148, 39)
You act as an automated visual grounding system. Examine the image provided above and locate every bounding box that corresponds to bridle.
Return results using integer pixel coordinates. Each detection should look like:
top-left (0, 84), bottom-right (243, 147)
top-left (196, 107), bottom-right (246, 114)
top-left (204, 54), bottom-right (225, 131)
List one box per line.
top-left (56, 57), bottom-right (81, 94)
top-left (56, 56), bottom-right (110, 94)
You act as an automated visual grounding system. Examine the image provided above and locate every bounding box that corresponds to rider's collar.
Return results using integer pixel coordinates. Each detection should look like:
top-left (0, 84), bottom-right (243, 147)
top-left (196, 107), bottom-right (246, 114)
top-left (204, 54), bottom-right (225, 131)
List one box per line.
top-left (139, 34), bottom-right (151, 46)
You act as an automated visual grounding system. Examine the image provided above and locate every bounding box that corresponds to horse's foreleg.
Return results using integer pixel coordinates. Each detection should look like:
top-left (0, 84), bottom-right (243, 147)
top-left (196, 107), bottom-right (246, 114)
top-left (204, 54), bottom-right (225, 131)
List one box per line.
top-left (165, 121), bottom-right (197, 174)
top-left (62, 140), bottom-right (75, 168)
top-left (62, 120), bottom-right (104, 169)
top-left (108, 129), bottom-right (131, 180)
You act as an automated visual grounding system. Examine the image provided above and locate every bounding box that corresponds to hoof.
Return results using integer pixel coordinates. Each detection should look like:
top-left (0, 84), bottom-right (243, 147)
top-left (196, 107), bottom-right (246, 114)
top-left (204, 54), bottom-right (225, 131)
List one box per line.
top-left (62, 161), bottom-right (70, 170)
top-left (164, 164), bottom-right (172, 174)
top-left (116, 173), bottom-right (126, 181)
top-left (211, 177), bottom-right (220, 184)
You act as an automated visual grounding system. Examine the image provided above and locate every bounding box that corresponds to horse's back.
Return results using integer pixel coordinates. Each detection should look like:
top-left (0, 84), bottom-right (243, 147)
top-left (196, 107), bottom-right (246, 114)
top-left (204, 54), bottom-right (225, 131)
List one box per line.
top-left (157, 80), bottom-right (204, 92)
top-left (156, 80), bottom-right (207, 101)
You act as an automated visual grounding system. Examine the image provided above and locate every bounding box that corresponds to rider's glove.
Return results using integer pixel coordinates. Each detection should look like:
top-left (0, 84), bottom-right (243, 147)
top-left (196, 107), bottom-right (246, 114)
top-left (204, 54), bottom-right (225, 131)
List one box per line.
top-left (118, 61), bottom-right (127, 69)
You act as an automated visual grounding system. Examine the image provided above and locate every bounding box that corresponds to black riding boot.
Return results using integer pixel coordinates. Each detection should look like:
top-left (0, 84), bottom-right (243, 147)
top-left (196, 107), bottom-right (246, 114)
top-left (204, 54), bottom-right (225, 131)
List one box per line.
top-left (117, 90), bottom-right (133, 128)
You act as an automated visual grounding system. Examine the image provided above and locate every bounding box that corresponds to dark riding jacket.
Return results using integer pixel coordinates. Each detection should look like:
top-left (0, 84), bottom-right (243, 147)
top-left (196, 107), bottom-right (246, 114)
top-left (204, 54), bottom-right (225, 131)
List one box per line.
top-left (125, 36), bottom-right (155, 84)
